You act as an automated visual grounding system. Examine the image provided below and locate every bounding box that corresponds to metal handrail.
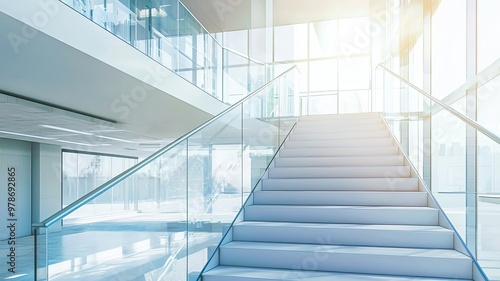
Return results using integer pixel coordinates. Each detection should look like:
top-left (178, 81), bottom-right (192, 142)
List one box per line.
top-left (377, 64), bottom-right (500, 144)
top-left (222, 45), bottom-right (266, 66)
top-left (32, 65), bottom-right (297, 228)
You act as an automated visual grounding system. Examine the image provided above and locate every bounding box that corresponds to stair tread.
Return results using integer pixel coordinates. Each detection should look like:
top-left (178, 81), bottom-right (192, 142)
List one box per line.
top-left (247, 205), bottom-right (436, 210)
top-left (253, 191), bottom-right (427, 206)
top-left (221, 242), bottom-right (469, 260)
top-left (235, 221), bottom-right (451, 233)
top-left (204, 266), bottom-right (471, 281)
top-left (262, 177), bottom-right (419, 191)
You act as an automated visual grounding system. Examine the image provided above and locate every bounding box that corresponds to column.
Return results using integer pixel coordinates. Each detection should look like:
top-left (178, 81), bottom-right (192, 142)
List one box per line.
top-left (31, 143), bottom-right (62, 232)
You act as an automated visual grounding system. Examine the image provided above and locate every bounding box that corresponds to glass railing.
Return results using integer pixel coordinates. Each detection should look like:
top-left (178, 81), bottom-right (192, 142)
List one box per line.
top-left (59, 0), bottom-right (267, 104)
top-left (32, 66), bottom-right (299, 281)
top-left (376, 64), bottom-right (499, 280)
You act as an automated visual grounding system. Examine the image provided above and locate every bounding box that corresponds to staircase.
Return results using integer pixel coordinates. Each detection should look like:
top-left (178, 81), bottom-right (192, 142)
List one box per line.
top-left (202, 113), bottom-right (474, 281)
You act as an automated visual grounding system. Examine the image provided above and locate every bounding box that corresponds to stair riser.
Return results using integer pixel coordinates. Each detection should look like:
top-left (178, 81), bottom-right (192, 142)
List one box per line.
top-left (219, 248), bottom-right (471, 279)
top-left (299, 113), bottom-right (380, 122)
top-left (290, 130), bottom-right (390, 140)
top-left (253, 192), bottom-right (427, 206)
top-left (298, 118), bottom-right (381, 126)
top-left (293, 124), bottom-right (386, 134)
top-left (279, 147), bottom-right (398, 157)
top-left (284, 138), bottom-right (394, 148)
top-left (268, 166), bottom-right (411, 178)
top-left (233, 225), bottom-right (454, 249)
top-left (274, 156), bottom-right (404, 167)
top-left (203, 267), bottom-right (471, 281)
top-left (244, 206), bottom-right (438, 225)
top-left (261, 178), bottom-right (419, 191)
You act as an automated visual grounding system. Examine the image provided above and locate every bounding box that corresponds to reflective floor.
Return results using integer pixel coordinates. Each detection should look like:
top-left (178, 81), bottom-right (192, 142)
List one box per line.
top-left (0, 212), bottom-right (225, 281)
top-left (1, 200), bottom-right (499, 281)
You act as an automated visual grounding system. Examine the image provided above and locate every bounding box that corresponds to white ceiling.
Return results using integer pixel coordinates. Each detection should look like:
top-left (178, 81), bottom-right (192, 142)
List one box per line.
top-left (180, 0), bottom-right (377, 33)
top-left (0, 93), bottom-right (169, 157)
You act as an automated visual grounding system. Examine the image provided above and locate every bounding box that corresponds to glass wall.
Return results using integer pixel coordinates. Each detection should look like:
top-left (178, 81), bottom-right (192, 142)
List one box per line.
top-left (477, 0), bottom-right (500, 73)
top-left (385, 0), bottom-right (500, 279)
top-left (431, 0), bottom-right (466, 99)
top-left (221, 17), bottom-right (373, 116)
top-left (62, 151), bottom-right (138, 220)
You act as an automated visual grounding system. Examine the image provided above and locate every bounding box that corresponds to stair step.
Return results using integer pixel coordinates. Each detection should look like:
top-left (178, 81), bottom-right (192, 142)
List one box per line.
top-left (300, 112), bottom-right (380, 120)
top-left (253, 191), bottom-right (427, 206)
top-left (219, 242), bottom-right (472, 279)
top-left (261, 178), bottom-right (419, 191)
top-left (289, 130), bottom-right (390, 140)
top-left (299, 114), bottom-right (381, 123)
top-left (203, 266), bottom-right (471, 281)
top-left (293, 123), bottom-right (386, 134)
top-left (268, 166), bottom-right (411, 178)
top-left (296, 119), bottom-right (383, 127)
top-left (284, 138), bottom-right (394, 148)
top-left (244, 205), bottom-right (438, 225)
top-left (279, 146), bottom-right (398, 157)
top-left (233, 222), bottom-right (454, 249)
top-left (274, 155), bottom-right (404, 167)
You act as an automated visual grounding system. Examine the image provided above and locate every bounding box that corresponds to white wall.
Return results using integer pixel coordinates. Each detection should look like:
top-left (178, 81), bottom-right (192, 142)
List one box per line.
top-left (0, 139), bottom-right (62, 240)
top-left (0, 138), bottom-right (32, 239)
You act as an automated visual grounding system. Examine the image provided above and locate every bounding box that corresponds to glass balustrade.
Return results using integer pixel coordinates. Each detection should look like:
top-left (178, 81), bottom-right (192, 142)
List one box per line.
top-left (59, 0), bottom-right (267, 104)
top-left (377, 65), bottom-right (500, 280)
top-left (33, 66), bottom-right (299, 281)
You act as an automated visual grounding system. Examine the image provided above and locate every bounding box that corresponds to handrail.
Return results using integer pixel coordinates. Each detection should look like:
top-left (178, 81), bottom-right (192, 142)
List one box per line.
top-left (33, 65), bottom-right (297, 228)
top-left (377, 64), bottom-right (500, 144)
top-left (222, 45), bottom-right (266, 66)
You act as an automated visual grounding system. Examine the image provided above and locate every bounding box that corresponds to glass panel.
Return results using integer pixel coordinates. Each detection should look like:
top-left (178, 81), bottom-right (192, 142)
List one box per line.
top-left (223, 30), bottom-right (248, 55)
top-left (477, 75), bottom-right (500, 136)
top-left (274, 24), bottom-right (308, 61)
top-left (274, 62), bottom-right (308, 93)
top-left (223, 49), bottom-right (250, 104)
top-left (41, 143), bottom-right (189, 280)
top-left (308, 94), bottom-right (338, 115)
top-left (477, 0), bottom-right (500, 73)
top-left (187, 107), bottom-right (242, 276)
top-left (309, 20), bottom-right (338, 59)
top-left (34, 228), bottom-right (48, 281)
top-left (338, 56), bottom-right (370, 90)
top-left (431, 0), bottom-right (466, 99)
top-left (243, 87), bottom-right (279, 191)
top-left (62, 152), bottom-right (137, 220)
top-left (309, 59), bottom-right (337, 92)
top-left (278, 69), bottom-right (300, 144)
top-left (477, 133), bottom-right (500, 279)
top-left (431, 109), bottom-right (467, 238)
top-left (339, 90), bottom-right (370, 114)
top-left (338, 17), bottom-right (371, 58)
top-left (250, 27), bottom-right (269, 63)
